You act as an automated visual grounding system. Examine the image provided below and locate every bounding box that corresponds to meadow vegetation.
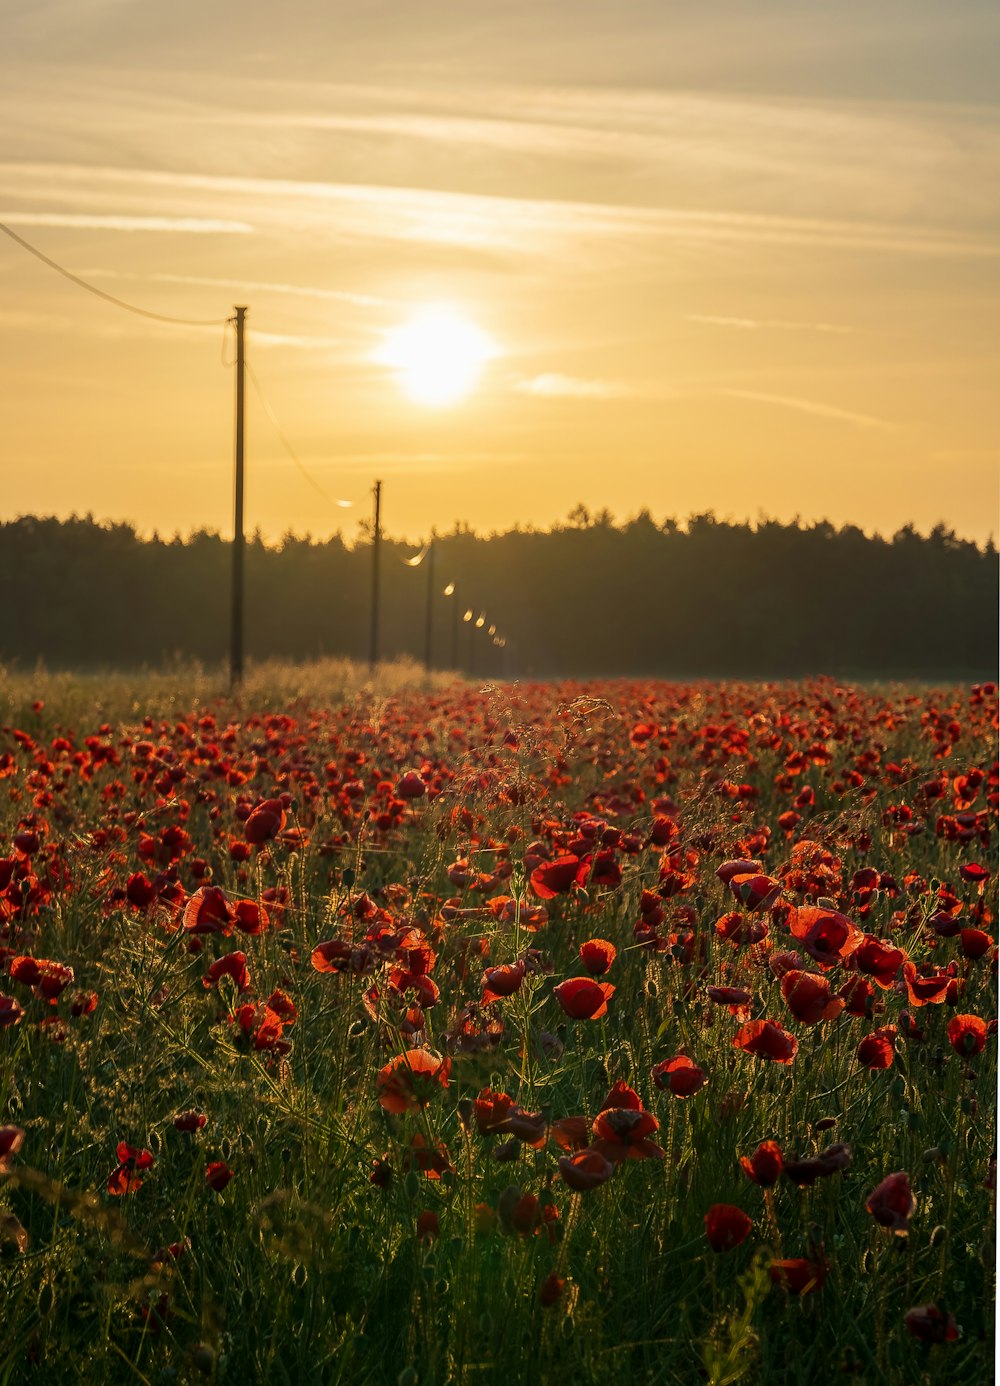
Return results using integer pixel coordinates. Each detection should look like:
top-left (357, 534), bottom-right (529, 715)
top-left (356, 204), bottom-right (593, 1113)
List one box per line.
top-left (0, 664), bottom-right (994, 1384)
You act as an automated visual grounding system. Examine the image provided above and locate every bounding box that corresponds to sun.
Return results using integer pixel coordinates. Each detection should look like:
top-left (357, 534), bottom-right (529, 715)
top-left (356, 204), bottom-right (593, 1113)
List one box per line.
top-left (375, 305), bottom-right (496, 406)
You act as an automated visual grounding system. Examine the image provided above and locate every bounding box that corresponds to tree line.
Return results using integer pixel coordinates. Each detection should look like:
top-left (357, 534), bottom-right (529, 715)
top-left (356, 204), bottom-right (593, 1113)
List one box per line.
top-left (1, 510), bottom-right (995, 679)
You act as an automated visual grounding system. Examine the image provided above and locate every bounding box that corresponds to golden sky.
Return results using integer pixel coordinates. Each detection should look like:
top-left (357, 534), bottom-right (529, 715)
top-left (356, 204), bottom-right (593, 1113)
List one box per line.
top-left (2, 1), bottom-right (999, 543)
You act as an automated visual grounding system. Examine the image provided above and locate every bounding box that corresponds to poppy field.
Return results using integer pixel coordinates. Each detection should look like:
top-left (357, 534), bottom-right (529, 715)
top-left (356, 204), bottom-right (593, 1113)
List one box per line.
top-left (0, 669), bottom-right (995, 1384)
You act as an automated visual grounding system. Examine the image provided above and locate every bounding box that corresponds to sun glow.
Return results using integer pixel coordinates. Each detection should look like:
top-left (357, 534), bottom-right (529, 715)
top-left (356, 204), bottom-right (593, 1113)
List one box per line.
top-left (376, 305), bottom-right (496, 406)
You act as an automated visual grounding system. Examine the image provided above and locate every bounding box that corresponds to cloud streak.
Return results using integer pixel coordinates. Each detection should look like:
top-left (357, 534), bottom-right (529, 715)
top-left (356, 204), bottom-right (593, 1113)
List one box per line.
top-left (0, 211), bottom-right (252, 234)
top-left (716, 389), bottom-right (896, 432)
top-left (516, 373), bottom-right (633, 399)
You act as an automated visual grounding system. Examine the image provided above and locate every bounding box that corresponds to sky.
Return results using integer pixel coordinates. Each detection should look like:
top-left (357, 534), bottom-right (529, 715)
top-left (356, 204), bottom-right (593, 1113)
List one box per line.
top-left (2, 0), bottom-right (999, 544)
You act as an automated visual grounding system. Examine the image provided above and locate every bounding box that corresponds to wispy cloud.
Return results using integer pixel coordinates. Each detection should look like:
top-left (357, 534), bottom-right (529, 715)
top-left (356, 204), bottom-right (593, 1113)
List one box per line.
top-left (516, 373), bottom-right (633, 399)
top-left (0, 211), bottom-right (252, 234)
top-left (717, 389), bottom-right (896, 432)
top-left (83, 267), bottom-right (390, 308)
top-left (4, 163), bottom-right (998, 263)
top-left (688, 314), bottom-right (853, 334)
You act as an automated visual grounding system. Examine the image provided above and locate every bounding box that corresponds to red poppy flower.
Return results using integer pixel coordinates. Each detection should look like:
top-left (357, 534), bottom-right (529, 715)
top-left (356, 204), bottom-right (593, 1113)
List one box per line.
top-left (769, 1258), bottom-right (827, 1295)
top-left (204, 950), bottom-right (251, 994)
top-left (866, 1171), bottom-right (916, 1234)
top-left (853, 935), bottom-right (906, 988)
top-left (403, 1134), bottom-right (455, 1180)
top-left (838, 976), bottom-right (875, 1019)
top-left (733, 1019), bottom-right (798, 1064)
top-left (947, 1013), bottom-right (988, 1057)
top-left (182, 886), bottom-right (235, 936)
top-left (530, 855), bottom-right (581, 899)
top-left (474, 1088), bottom-right (516, 1136)
top-left (651, 1055), bottom-right (707, 1097)
top-left (232, 900), bottom-right (270, 935)
top-left (591, 1108), bottom-right (664, 1164)
top-left (904, 1304), bottom-right (959, 1343)
top-left (244, 798), bottom-right (286, 844)
top-left (783, 1143), bottom-right (852, 1186)
top-left (579, 938), bottom-right (616, 975)
top-left (481, 960), bottom-right (526, 1005)
top-left (539, 1273), bottom-right (565, 1307)
top-left (728, 873), bottom-right (782, 913)
top-left (396, 772), bottom-right (427, 801)
top-left (599, 1080), bottom-right (643, 1112)
top-left (780, 971), bottom-right (845, 1025)
top-left (506, 1107), bottom-right (547, 1148)
top-left (716, 859), bottom-right (762, 885)
top-left (787, 906), bottom-right (863, 968)
top-left (553, 976), bottom-right (614, 1020)
top-left (705, 1203), bottom-right (752, 1252)
top-left (960, 928), bottom-right (993, 960)
top-left (558, 1148), bottom-right (615, 1191)
top-left (108, 1142), bottom-right (155, 1195)
top-left (0, 995), bottom-right (24, 1028)
top-left (376, 1049), bottom-right (451, 1114)
top-left (173, 1110), bottom-right (207, 1132)
top-left (205, 1161), bottom-right (234, 1192)
top-left (9, 956), bottom-right (75, 1002)
top-left (415, 1209), bottom-right (439, 1243)
top-left (857, 1028), bottom-right (896, 1070)
top-left (715, 912), bottom-right (769, 947)
top-left (550, 1116), bottom-right (590, 1152)
top-left (739, 1140), bottom-right (783, 1187)
top-left (903, 962), bottom-right (952, 1008)
top-left (959, 862), bottom-right (989, 885)
top-left (0, 1125), bottom-right (25, 1173)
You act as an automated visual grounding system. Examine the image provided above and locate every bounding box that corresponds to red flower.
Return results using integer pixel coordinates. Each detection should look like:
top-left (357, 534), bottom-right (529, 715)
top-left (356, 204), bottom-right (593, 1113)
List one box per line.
top-left (739, 1140), bottom-right (784, 1187)
top-left (716, 859), bottom-right (762, 885)
top-left (204, 950), bottom-right (251, 994)
top-left (376, 1049), bottom-right (451, 1114)
top-left (553, 976), bottom-right (614, 1020)
top-left (539, 1273), bottom-right (565, 1308)
top-left (0, 1125), bottom-right (25, 1172)
top-left (0, 995), bottom-right (24, 1028)
top-left (173, 1110), bottom-right (207, 1132)
top-left (783, 1143), bottom-right (852, 1186)
top-left (947, 1013), bottom-right (988, 1057)
top-left (591, 1108), bottom-right (664, 1164)
top-left (579, 938), bottom-right (616, 975)
top-left (780, 971), bottom-right (845, 1025)
top-left (415, 1209), bottom-right (439, 1243)
top-left (705, 1203), bottom-right (752, 1252)
top-left (182, 886), bottom-right (235, 936)
top-left (232, 901), bottom-right (270, 935)
top-left (903, 962), bottom-right (952, 1008)
top-left (108, 1142), bottom-right (154, 1195)
top-left (530, 855), bottom-right (581, 899)
top-left (558, 1148), bottom-right (615, 1191)
top-left (960, 927), bottom-right (993, 960)
top-left (396, 772), bottom-right (427, 801)
top-left (787, 906), bottom-right (863, 968)
top-left (244, 798), bottom-right (287, 844)
top-left (904, 1304), bottom-right (958, 1343)
top-left (473, 1088), bottom-right (516, 1136)
top-left (733, 1019), bottom-right (798, 1064)
top-left (866, 1171), bottom-right (916, 1234)
top-left (550, 1116), bottom-right (590, 1152)
top-left (651, 1055), bottom-right (707, 1097)
top-left (728, 874), bottom-right (782, 913)
top-left (9, 955), bottom-right (75, 1002)
top-left (853, 935), bottom-right (906, 988)
top-left (857, 1028), bottom-right (896, 1070)
top-left (205, 1161), bottom-right (234, 1192)
top-left (481, 960), bottom-right (526, 1005)
top-left (769, 1258), bottom-right (827, 1295)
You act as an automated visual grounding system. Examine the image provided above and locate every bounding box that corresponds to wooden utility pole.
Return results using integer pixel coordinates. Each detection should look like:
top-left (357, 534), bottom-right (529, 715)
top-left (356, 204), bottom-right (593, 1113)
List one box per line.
top-left (424, 531), bottom-right (436, 673)
top-left (369, 479), bottom-right (382, 673)
top-left (230, 305), bottom-right (247, 690)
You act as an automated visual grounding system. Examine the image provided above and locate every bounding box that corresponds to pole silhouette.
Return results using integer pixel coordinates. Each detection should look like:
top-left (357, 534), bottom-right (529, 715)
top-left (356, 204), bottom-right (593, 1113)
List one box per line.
top-left (424, 530), bottom-right (436, 673)
top-left (230, 305), bottom-right (247, 690)
top-left (369, 479), bottom-right (382, 673)
top-left (450, 584), bottom-right (459, 670)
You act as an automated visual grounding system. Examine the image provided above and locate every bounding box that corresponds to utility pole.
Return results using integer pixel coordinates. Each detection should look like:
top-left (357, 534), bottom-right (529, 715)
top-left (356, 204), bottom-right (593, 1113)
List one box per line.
top-left (369, 479), bottom-right (382, 673)
top-left (424, 530), bottom-right (436, 673)
top-left (230, 305), bottom-right (247, 690)
top-left (450, 586), bottom-right (459, 671)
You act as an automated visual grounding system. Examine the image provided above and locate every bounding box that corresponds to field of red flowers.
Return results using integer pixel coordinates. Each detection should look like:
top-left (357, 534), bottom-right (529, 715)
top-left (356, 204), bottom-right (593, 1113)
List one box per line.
top-left (0, 672), bottom-right (995, 1384)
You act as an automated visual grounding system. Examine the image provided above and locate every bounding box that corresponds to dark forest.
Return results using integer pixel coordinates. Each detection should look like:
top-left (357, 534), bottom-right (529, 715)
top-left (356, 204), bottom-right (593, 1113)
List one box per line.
top-left (2, 510), bottom-right (995, 679)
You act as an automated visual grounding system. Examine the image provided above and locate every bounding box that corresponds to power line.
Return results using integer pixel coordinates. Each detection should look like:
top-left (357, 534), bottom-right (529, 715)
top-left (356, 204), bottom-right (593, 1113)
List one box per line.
top-left (245, 356), bottom-right (353, 511)
top-left (0, 221), bottom-right (228, 328)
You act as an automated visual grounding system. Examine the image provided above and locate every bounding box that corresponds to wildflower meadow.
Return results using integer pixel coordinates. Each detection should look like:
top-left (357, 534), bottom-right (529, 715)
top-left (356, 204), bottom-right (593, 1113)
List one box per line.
top-left (0, 669), bottom-right (995, 1384)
